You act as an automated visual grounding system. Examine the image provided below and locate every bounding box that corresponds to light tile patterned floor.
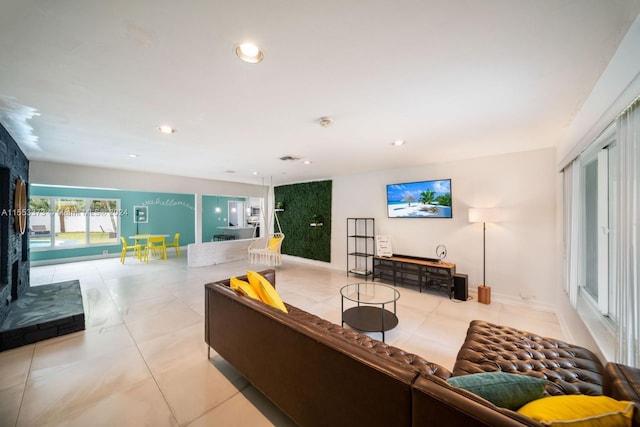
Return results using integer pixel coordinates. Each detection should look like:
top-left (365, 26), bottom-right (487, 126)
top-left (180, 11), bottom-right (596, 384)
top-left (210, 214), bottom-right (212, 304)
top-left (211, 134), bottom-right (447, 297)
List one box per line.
top-left (0, 256), bottom-right (565, 426)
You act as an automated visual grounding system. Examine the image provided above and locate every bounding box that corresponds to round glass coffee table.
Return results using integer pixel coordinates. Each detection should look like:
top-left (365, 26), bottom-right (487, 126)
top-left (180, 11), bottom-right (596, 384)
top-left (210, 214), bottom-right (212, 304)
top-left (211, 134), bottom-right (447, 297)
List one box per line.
top-left (340, 283), bottom-right (399, 342)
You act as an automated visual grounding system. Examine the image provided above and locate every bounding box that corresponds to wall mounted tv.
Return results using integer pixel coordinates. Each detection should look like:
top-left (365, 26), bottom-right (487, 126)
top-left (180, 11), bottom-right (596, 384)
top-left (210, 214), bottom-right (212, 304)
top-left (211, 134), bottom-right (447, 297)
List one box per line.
top-left (387, 179), bottom-right (452, 218)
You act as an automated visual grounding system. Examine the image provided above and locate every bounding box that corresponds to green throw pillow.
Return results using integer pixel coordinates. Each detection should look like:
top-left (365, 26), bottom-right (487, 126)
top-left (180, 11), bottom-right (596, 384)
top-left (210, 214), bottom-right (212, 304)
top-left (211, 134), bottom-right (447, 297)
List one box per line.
top-left (447, 372), bottom-right (546, 410)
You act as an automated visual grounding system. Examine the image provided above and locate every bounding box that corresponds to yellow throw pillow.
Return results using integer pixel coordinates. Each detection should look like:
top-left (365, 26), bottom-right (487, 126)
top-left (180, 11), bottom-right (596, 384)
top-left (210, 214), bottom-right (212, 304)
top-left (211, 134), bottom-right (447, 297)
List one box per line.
top-left (517, 395), bottom-right (635, 427)
top-left (246, 270), bottom-right (288, 313)
top-left (230, 277), bottom-right (260, 300)
top-left (267, 237), bottom-right (282, 252)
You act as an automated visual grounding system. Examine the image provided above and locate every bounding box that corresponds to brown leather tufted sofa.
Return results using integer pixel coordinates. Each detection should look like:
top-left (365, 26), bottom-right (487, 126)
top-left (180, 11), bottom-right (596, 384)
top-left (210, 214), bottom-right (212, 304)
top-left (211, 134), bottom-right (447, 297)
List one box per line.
top-left (205, 270), bottom-right (639, 426)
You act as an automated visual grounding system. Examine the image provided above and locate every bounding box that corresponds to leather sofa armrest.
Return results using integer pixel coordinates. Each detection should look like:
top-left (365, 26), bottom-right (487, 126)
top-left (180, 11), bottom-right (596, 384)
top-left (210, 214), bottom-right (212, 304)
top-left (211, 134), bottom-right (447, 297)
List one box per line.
top-left (603, 362), bottom-right (640, 427)
top-left (603, 362), bottom-right (640, 401)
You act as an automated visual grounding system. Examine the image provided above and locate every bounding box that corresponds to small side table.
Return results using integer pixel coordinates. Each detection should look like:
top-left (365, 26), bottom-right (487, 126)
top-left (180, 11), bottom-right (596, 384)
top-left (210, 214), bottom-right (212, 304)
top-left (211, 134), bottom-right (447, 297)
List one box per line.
top-left (340, 283), bottom-right (399, 342)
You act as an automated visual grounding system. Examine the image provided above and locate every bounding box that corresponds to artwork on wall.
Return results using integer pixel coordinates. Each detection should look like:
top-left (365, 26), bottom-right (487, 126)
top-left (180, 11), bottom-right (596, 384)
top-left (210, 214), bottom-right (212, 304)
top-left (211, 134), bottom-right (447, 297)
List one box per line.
top-left (133, 206), bottom-right (148, 223)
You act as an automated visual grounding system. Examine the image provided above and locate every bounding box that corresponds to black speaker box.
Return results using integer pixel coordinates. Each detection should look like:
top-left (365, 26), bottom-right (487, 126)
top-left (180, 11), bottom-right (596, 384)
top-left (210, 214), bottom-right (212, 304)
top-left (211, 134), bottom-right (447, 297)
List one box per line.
top-left (453, 273), bottom-right (468, 301)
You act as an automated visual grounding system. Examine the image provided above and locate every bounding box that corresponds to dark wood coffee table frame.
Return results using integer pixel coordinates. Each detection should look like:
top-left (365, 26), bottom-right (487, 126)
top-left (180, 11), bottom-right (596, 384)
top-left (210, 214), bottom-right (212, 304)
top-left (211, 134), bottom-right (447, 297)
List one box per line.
top-left (341, 283), bottom-right (399, 342)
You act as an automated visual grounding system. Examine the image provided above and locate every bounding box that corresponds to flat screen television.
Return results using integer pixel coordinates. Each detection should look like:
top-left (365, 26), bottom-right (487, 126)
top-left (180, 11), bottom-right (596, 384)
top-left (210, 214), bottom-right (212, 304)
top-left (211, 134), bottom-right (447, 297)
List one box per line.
top-left (387, 179), bottom-right (452, 218)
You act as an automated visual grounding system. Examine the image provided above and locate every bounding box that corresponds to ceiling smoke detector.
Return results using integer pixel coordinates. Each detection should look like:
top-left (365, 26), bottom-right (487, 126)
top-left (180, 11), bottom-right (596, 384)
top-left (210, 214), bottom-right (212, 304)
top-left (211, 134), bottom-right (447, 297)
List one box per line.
top-left (319, 117), bottom-right (334, 127)
top-left (279, 155), bottom-right (302, 161)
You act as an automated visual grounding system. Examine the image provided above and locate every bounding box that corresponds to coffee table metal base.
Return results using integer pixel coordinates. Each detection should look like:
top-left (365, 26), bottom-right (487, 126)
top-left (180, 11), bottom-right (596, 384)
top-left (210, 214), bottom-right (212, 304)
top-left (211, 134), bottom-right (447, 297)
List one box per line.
top-left (342, 306), bottom-right (398, 342)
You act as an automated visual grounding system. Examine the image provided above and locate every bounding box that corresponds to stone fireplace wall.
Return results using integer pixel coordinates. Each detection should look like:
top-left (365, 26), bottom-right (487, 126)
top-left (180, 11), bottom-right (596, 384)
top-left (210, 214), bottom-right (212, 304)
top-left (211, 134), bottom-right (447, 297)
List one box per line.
top-left (0, 123), bottom-right (30, 325)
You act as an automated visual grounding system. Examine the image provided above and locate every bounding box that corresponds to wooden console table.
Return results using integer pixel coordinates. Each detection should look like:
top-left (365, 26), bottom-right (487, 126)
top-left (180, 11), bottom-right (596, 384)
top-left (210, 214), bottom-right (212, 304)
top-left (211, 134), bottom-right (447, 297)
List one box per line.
top-left (373, 254), bottom-right (456, 298)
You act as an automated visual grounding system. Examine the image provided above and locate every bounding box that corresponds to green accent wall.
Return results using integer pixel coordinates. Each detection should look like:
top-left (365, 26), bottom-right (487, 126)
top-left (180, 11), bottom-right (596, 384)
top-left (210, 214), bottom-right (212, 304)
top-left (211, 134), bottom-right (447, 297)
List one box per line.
top-left (274, 180), bottom-right (331, 262)
top-left (29, 185), bottom-right (195, 261)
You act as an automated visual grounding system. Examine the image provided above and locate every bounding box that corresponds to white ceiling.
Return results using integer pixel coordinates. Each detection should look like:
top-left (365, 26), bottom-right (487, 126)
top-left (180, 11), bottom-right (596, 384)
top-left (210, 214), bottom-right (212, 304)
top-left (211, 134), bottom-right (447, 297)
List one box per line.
top-left (1, 0), bottom-right (639, 185)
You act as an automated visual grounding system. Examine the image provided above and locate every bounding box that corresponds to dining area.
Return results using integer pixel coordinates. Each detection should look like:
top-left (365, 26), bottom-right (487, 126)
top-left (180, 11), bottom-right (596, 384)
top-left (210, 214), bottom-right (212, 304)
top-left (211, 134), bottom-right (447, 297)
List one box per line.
top-left (120, 233), bottom-right (181, 264)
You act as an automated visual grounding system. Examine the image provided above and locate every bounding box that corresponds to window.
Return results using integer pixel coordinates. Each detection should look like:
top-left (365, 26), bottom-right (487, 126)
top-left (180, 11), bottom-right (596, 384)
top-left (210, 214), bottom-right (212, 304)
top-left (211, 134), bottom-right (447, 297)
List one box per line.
top-left (55, 198), bottom-right (87, 246)
top-left (29, 196), bottom-right (120, 249)
top-left (580, 131), bottom-right (617, 321)
top-left (607, 143), bottom-right (618, 324)
top-left (566, 98), bottom-right (640, 366)
top-left (89, 199), bottom-right (119, 244)
top-left (28, 197), bottom-right (52, 248)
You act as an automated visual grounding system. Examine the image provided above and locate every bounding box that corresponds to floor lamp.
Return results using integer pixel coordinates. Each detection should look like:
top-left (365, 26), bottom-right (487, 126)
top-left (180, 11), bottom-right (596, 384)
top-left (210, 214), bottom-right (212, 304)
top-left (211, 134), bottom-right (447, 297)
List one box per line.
top-left (468, 208), bottom-right (499, 304)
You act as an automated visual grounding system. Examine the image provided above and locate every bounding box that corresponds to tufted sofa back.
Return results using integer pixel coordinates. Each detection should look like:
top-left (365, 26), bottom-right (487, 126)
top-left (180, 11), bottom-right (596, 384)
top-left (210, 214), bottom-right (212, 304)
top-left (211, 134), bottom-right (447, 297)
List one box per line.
top-left (452, 320), bottom-right (604, 396)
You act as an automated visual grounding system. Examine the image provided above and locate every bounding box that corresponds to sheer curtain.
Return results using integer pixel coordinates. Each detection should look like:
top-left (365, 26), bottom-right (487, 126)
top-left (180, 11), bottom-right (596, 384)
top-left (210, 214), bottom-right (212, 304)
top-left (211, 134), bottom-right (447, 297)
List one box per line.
top-left (563, 159), bottom-right (581, 308)
top-left (615, 98), bottom-right (640, 367)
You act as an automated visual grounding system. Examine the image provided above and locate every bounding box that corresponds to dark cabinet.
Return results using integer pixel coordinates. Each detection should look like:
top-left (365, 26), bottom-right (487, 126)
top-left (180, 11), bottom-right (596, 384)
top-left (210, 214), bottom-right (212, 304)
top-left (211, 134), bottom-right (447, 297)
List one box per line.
top-left (373, 255), bottom-right (456, 298)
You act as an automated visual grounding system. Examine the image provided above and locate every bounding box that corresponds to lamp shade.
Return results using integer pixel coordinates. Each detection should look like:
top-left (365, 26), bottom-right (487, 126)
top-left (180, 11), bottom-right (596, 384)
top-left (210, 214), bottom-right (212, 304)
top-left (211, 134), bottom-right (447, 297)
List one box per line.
top-left (468, 208), bottom-right (500, 223)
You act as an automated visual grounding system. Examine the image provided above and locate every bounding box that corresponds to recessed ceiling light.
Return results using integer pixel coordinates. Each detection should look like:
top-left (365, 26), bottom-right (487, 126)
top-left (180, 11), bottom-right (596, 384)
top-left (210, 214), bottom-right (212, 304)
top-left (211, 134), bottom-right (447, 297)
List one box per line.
top-left (391, 140), bottom-right (406, 147)
top-left (303, 160), bottom-right (312, 165)
top-left (158, 125), bottom-right (176, 134)
top-left (128, 153), bottom-right (138, 158)
top-left (235, 42), bottom-right (264, 63)
top-left (252, 171), bottom-right (259, 175)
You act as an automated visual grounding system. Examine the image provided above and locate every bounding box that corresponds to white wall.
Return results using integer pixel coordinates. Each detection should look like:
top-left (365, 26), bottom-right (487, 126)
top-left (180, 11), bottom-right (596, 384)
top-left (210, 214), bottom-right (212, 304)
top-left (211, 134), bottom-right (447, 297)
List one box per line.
top-left (29, 161), bottom-right (265, 196)
top-left (332, 148), bottom-right (558, 309)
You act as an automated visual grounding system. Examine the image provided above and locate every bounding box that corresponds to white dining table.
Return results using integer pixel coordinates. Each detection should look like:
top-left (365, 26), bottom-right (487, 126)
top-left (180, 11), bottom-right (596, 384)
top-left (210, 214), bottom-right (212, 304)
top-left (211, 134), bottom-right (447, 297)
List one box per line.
top-left (128, 234), bottom-right (170, 245)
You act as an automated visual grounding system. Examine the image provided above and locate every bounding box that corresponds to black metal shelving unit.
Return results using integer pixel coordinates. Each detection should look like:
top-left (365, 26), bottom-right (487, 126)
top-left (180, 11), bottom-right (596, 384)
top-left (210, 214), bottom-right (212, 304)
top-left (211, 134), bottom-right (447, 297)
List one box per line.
top-left (347, 218), bottom-right (375, 280)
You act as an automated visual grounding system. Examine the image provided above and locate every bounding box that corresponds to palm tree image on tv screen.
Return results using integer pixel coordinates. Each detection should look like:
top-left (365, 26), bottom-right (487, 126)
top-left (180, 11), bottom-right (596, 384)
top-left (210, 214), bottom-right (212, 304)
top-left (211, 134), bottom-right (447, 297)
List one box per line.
top-left (386, 179), bottom-right (452, 218)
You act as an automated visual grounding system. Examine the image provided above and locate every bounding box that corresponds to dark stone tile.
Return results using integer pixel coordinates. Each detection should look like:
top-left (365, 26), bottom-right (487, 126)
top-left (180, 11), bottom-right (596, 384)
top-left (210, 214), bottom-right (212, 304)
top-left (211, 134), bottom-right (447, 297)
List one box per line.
top-left (0, 280), bottom-right (85, 352)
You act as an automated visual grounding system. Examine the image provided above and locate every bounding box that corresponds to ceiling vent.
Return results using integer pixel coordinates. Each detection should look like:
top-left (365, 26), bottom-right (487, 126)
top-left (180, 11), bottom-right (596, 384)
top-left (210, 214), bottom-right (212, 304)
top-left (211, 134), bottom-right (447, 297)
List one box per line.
top-left (279, 155), bottom-right (301, 161)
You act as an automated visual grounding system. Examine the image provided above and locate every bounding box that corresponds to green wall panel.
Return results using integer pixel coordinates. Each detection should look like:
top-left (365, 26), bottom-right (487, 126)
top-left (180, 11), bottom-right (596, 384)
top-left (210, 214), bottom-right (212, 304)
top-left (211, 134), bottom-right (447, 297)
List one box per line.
top-left (274, 180), bottom-right (331, 262)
